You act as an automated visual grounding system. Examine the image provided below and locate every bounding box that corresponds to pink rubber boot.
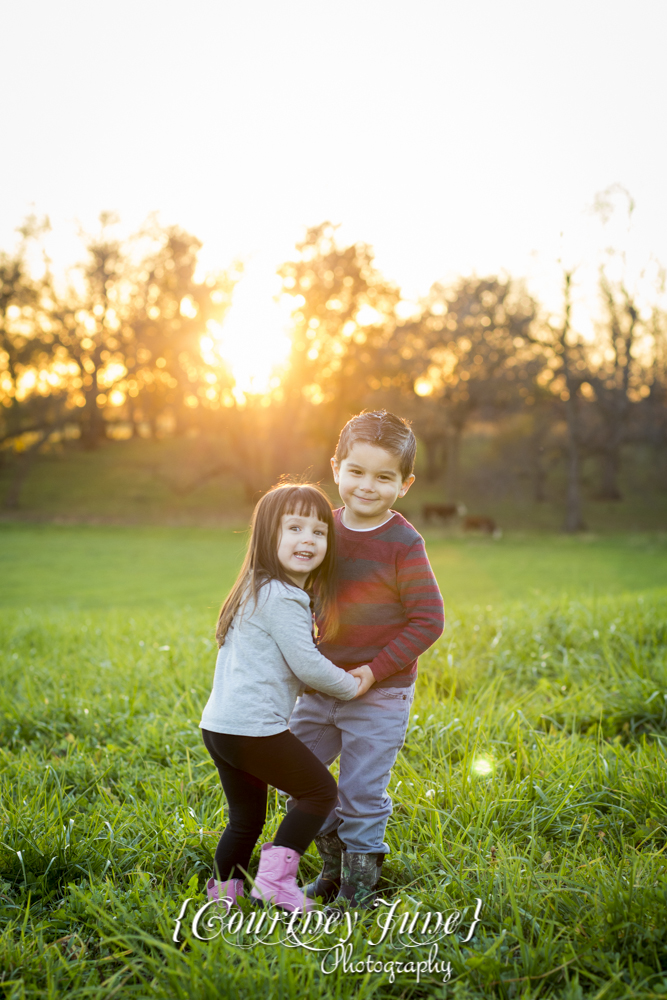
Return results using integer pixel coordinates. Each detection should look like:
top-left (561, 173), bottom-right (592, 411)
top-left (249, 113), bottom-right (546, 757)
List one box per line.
top-left (206, 876), bottom-right (244, 909)
top-left (250, 843), bottom-right (315, 912)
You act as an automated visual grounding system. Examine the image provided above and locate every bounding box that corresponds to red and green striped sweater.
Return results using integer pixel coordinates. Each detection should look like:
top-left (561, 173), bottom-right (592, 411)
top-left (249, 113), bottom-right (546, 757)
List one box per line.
top-left (317, 508), bottom-right (445, 687)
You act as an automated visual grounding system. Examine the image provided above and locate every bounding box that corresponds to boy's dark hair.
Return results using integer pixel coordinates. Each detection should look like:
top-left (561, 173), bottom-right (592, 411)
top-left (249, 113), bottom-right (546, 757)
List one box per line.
top-left (334, 410), bottom-right (417, 480)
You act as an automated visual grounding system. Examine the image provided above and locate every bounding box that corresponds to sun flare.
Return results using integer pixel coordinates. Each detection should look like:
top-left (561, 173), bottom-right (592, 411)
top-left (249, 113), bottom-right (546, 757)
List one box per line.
top-left (202, 259), bottom-right (292, 396)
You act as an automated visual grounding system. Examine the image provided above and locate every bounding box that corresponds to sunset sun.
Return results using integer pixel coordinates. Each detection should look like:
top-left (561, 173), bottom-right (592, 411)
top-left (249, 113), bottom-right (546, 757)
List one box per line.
top-left (200, 257), bottom-right (293, 396)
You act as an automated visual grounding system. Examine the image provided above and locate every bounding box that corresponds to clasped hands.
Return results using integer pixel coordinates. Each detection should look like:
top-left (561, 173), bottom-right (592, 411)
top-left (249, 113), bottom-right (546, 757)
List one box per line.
top-left (348, 663), bottom-right (375, 697)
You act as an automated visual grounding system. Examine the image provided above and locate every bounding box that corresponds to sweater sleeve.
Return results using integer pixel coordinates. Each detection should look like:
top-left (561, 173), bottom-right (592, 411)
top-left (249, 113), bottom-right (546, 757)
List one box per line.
top-left (266, 589), bottom-right (360, 700)
top-left (367, 537), bottom-right (445, 682)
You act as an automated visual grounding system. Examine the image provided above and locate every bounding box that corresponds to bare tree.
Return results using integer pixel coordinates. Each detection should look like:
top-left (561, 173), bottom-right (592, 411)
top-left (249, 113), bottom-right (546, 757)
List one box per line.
top-left (586, 273), bottom-right (641, 499)
top-left (532, 272), bottom-right (587, 532)
top-left (386, 276), bottom-right (540, 501)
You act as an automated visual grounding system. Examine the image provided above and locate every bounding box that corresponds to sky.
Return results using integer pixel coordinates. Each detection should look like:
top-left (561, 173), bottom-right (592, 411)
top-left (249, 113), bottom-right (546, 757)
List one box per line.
top-left (3, 0), bottom-right (667, 387)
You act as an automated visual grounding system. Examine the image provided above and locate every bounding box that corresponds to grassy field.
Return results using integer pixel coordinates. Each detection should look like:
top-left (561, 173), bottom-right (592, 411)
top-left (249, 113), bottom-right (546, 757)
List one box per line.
top-left (2, 529), bottom-right (667, 998)
top-left (1, 523), bottom-right (666, 611)
top-left (1, 436), bottom-right (666, 534)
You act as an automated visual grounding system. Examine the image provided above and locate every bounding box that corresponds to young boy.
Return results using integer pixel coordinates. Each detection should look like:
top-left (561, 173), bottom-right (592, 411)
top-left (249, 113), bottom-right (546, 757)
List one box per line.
top-left (289, 410), bottom-right (445, 907)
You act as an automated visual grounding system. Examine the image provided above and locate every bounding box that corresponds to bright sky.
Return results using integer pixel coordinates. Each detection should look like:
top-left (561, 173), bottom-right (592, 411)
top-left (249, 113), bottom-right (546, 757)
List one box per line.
top-left (3, 0), bottom-right (667, 389)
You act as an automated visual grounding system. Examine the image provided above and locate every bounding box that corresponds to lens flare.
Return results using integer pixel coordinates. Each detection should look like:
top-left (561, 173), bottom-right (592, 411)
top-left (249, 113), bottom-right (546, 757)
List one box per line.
top-left (472, 758), bottom-right (493, 776)
top-left (205, 257), bottom-right (292, 394)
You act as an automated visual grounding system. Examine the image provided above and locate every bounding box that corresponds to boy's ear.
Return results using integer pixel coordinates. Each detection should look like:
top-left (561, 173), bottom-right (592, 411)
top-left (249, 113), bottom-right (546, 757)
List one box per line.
top-left (330, 456), bottom-right (340, 483)
top-left (398, 474), bottom-right (416, 498)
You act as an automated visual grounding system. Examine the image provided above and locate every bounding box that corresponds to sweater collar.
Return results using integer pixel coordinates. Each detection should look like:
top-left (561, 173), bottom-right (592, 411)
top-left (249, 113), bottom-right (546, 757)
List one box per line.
top-left (334, 507), bottom-right (398, 537)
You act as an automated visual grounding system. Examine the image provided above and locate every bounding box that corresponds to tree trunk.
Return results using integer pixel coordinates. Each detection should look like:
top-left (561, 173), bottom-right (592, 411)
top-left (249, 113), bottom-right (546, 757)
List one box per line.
top-left (595, 448), bottom-right (622, 500)
top-left (128, 401), bottom-right (139, 437)
top-left (562, 397), bottom-right (586, 532)
top-left (80, 383), bottom-right (105, 449)
top-left (422, 436), bottom-right (444, 483)
top-left (529, 412), bottom-right (551, 503)
top-left (446, 427), bottom-right (463, 502)
top-left (3, 434), bottom-right (45, 510)
top-left (533, 448), bottom-right (548, 503)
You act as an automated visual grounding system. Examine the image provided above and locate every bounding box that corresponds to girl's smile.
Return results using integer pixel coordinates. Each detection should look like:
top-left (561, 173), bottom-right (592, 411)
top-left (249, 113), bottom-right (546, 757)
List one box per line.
top-left (277, 511), bottom-right (329, 587)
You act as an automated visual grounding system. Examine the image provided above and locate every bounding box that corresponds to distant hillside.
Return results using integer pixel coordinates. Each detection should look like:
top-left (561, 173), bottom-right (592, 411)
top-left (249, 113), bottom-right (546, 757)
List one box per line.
top-left (0, 436), bottom-right (665, 533)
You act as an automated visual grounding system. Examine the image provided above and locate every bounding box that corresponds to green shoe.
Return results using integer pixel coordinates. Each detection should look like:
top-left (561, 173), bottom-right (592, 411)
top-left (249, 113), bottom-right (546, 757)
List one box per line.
top-left (331, 851), bottom-right (384, 909)
top-left (305, 830), bottom-right (345, 901)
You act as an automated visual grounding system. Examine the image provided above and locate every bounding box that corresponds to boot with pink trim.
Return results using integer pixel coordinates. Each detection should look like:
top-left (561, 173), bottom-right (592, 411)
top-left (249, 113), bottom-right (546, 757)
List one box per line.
top-left (250, 842), bottom-right (315, 913)
top-left (206, 876), bottom-right (244, 909)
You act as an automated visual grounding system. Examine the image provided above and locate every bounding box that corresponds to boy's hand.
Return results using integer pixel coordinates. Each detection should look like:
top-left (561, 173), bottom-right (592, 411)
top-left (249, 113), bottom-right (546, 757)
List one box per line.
top-left (349, 664), bottom-right (375, 698)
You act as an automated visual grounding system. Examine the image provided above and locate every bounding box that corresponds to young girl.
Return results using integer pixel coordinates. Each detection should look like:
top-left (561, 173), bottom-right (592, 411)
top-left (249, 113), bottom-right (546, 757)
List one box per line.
top-left (199, 483), bottom-right (362, 913)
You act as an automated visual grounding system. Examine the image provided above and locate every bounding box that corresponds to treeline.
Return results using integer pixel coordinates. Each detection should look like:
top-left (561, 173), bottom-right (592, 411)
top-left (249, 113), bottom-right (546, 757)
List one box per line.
top-left (1, 218), bottom-right (666, 529)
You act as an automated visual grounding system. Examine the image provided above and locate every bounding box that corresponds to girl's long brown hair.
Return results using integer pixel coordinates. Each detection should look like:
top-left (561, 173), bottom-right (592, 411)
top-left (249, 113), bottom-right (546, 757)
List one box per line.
top-left (215, 482), bottom-right (338, 647)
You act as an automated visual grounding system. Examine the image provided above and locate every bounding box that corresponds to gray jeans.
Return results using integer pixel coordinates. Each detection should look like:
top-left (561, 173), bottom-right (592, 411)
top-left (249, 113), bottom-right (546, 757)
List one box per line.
top-left (288, 685), bottom-right (414, 853)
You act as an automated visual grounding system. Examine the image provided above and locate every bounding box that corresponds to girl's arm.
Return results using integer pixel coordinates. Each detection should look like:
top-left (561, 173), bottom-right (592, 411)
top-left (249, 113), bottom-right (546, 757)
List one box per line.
top-left (266, 589), bottom-right (359, 700)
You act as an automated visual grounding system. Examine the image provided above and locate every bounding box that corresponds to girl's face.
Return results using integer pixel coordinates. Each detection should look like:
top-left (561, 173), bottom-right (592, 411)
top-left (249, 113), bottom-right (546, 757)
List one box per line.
top-left (276, 508), bottom-right (329, 587)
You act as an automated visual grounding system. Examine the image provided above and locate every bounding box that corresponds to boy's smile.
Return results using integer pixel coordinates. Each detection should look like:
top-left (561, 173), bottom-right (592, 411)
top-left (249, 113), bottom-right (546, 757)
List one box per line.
top-left (332, 442), bottom-right (415, 530)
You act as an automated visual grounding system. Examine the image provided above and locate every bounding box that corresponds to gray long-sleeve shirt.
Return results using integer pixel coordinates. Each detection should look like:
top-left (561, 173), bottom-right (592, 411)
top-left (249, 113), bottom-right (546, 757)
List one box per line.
top-left (199, 580), bottom-right (358, 736)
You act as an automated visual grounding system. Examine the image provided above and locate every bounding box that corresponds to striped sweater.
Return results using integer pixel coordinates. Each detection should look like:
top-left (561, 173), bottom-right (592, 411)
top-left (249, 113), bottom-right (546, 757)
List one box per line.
top-left (317, 508), bottom-right (445, 687)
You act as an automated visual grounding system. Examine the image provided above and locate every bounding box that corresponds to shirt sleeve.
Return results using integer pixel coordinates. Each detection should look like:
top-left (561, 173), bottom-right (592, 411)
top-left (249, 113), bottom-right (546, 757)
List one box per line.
top-left (267, 589), bottom-right (360, 700)
top-left (367, 537), bottom-right (445, 682)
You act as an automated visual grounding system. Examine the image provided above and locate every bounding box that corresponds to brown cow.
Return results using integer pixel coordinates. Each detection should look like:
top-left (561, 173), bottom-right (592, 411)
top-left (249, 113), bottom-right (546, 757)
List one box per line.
top-left (423, 502), bottom-right (467, 524)
top-left (463, 515), bottom-right (496, 534)
top-left (423, 504), bottom-right (457, 524)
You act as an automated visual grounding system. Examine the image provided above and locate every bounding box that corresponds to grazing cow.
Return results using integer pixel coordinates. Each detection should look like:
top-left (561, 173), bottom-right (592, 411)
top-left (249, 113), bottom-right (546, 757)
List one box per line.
top-left (423, 504), bottom-right (457, 524)
top-left (462, 515), bottom-right (496, 534)
top-left (422, 503), bottom-right (467, 524)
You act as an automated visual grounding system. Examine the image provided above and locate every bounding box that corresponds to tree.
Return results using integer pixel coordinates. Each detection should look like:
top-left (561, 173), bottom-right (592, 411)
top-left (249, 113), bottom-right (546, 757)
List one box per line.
top-left (0, 219), bottom-right (70, 507)
top-left (586, 273), bottom-right (641, 499)
top-left (47, 213), bottom-right (133, 449)
top-left (386, 276), bottom-right (540, 500)
top-left (49, 216), bottom-right (239, 447)
top-left (123, 221), bottom-right (239, 438)
top-left (277, 223), bottom-right (401, 471)
top-left (531, 272), bottom-right (588, 532)
top-left (641, 301), bottom-right (667, 453)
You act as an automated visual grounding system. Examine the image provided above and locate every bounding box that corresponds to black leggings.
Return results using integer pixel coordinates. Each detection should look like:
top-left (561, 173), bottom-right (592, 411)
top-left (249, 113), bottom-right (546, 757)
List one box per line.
top-left (201, 728), bottom-right (337, 883)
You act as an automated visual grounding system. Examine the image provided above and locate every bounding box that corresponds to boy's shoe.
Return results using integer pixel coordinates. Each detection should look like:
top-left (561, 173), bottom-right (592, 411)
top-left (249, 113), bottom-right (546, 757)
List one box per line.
top-left (329, 851), bottom-right (384, 909)
top-left (305, 830), bottom-right (345, 901)
top-left (206, 876), bottom-right (244, 909)
top-left (250, 842), bottom-right (315, 913)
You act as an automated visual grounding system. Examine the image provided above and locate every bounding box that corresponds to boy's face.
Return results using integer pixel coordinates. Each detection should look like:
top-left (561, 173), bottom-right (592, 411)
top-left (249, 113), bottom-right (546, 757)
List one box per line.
top-left (331, 441), bottom-right (415, 528)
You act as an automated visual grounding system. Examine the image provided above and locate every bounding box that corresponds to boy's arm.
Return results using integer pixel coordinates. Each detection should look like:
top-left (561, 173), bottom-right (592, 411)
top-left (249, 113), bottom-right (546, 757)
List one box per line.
top-left (367, 537), bottom-right (445, 683)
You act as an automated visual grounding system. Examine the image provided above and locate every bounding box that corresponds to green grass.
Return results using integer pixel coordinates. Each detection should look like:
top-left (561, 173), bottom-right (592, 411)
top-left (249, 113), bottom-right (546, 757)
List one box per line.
top-left (1, 523), bottom-right (667, 611)
top-left (0, 438), bottom-right (249, 526)
top-left (2, 530), bottom-right (667, 997)
top-left (0, 524), bottom-right (249, 612)
top-left (2, 596), bottom-right (667, 997)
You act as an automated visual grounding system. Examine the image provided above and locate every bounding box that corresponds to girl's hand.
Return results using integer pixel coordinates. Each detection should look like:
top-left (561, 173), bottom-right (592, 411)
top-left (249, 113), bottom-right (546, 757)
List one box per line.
top-left (349, 664), bottom-right (375, 697)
